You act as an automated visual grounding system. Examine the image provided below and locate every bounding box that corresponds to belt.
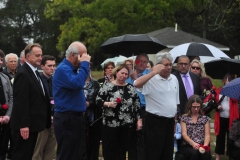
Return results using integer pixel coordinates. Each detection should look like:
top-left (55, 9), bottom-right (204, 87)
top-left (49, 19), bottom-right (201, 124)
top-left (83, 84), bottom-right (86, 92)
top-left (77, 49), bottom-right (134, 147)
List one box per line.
top-left (147, 111), bottom-right (174, 120)
top-left (59, 111), bottom-right (84, 117)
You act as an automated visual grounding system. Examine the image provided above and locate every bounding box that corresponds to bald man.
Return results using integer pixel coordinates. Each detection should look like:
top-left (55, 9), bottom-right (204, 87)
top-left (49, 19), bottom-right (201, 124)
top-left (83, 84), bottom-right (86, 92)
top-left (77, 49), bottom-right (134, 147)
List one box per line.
top-left (53, 41), bottom-right (91, 160)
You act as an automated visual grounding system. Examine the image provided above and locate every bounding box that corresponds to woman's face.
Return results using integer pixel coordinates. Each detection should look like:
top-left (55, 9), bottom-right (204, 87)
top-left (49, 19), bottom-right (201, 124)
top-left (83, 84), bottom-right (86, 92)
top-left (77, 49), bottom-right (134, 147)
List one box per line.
top-left (125, 61), bottom-right (133, 71)
top-left (104, 64), bottom-right (114, 76)
top-left (190, 62), bottom-right (201, 75)
top-left (116, 68), bottom-right (129, 82)
top-left (223, 77), bottom-right (231, 86)
top-left (147, 62), bottom-right (152, 70)
top-left (191, 102), bottom-right (201, 114)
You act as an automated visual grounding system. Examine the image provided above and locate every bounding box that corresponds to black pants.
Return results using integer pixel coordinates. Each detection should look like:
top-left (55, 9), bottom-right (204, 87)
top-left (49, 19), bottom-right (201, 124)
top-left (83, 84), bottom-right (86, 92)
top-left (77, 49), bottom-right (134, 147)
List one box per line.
top-left (145, 112), bottom-right (175, 160)
top-left (137, 108), bottom-right (147, 160)
top-left (54, 112), bottom-right (85, 160)
top-left (102, 125), bottom-right (137, 160)
top-left (11, 130), bottom-right (38, 160)
top-left (178, 145), bottom-right (212, 160)
top-left (0, 123), bottom-right (11, 159)
top-left (215, 117), bottom-right (229, 155)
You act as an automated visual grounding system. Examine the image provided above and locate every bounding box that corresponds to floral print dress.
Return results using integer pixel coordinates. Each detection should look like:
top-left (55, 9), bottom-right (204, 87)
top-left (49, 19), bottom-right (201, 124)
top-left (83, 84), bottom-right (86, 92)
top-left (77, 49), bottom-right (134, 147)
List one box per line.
top-left (96, 82), bottom-right (141, 128)
top-left (181, 115), bottom-right (210, 145)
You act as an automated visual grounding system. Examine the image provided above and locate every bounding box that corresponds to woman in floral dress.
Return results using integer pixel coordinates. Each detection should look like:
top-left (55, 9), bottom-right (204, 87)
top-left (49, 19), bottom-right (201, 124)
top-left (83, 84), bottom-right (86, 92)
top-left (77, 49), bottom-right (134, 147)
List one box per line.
top-left (96, 64), bottom-right (142, 160)
top-left (178, 94), bottom-right (212, 160)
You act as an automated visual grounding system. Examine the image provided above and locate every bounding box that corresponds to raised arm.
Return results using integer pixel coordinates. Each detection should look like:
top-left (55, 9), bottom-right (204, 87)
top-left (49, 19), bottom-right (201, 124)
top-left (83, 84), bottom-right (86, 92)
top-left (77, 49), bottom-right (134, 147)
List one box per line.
top-left (134, 64), bottom-right (164, 88)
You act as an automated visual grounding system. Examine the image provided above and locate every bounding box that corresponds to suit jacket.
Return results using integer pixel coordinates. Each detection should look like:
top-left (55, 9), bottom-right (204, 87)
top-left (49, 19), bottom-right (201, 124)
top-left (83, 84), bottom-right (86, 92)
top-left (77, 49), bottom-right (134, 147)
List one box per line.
top-left (173, 71), bottom-right (201, 115)
top-left (10, 63), bottom-right (51, 132)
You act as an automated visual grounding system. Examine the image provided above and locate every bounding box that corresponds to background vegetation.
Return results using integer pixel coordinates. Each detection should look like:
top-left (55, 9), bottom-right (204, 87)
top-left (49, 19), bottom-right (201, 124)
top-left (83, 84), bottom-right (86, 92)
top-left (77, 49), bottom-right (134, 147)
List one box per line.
top-left (0, 0), bottom-right (240, 69)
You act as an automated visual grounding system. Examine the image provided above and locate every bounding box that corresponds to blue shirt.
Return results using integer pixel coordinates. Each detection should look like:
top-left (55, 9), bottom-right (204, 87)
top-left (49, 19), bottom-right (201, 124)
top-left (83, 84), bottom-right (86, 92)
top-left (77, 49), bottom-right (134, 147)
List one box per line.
top-left (126, 69), bottom-right (150, 107)
top-left (53, 58), bottom-right (90, 112)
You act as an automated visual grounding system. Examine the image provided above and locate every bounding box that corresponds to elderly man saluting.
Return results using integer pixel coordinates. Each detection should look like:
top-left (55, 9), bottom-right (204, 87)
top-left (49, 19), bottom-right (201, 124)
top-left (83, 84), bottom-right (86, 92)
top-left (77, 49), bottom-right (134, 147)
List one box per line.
top-left (134, 52), bottom-right (179, 160)
top-left (53, 41), bottom-right (91, 160)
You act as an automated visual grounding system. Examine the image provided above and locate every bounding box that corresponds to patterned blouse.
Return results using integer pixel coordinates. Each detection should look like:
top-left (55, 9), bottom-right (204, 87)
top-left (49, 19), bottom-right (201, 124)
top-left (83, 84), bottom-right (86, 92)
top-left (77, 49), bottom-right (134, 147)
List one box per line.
top-left (181, 115), bottom-right (210, 145)
top-left (96, 82), bottom-right (141, 128)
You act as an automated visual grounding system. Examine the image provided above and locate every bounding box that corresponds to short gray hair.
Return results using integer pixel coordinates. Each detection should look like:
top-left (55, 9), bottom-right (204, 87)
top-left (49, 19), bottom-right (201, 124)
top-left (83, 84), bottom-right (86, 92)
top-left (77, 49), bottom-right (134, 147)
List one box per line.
top-left (20, 50), bottom-right (25, 57)
top-left (65, 45), bottom-right (79, 58)
top-left (5, 53), bottom-right (19, 62)
top-left (155, 52), bottom-right (173, 64)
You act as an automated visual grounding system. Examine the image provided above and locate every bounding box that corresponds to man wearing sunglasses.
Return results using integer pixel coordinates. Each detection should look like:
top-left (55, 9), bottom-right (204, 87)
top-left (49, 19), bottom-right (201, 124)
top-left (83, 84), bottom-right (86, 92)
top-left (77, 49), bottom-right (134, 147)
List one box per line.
top-left (173, 55), bottom-right (201, 115)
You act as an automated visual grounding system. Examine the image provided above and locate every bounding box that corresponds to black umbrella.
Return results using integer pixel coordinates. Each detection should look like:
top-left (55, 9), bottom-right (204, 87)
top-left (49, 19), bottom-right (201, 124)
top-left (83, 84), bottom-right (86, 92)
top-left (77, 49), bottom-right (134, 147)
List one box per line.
top-left (204, 58), bottom-right (240, 79)
top-left (100, 34), bottom-right (167, 56)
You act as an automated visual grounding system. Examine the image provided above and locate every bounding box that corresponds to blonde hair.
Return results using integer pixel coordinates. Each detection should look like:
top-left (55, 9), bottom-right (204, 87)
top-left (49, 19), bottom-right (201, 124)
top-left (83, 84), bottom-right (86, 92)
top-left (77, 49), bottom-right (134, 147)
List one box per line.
top-left (190, 59), bottom-right (207, 78)
top-left (112, 64), bottom-right (129, 78)
top-left (124, 59), bottom-right (133, 65)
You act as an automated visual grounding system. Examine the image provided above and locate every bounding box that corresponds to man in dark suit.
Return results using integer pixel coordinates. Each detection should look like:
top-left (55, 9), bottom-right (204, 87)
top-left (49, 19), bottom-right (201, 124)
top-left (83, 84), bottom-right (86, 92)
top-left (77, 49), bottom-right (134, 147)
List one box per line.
top-left (173, 55), bottom-right (201, 115)
top-left (10, 43), bottom-right (51, 160)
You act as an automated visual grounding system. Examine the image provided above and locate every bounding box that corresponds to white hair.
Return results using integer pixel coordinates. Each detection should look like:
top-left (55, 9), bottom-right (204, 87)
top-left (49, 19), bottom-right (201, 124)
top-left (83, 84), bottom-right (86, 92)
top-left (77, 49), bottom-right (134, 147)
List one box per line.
top-left (155, 52), bottom-right (173, 64)
top-left (5, 53), bottom-right (19, 62)
top-left (20, 50), bottom-right (25, 57)
top-left (65, 41), bottom-right (84, 58)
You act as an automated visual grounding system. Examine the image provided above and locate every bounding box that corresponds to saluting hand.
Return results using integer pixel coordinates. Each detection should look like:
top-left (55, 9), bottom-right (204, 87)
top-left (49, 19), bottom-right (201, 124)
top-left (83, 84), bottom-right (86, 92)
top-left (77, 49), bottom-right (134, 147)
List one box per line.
top-left (152, 64), bottom-right (165, 75)
top-left (20, 127), bottom-right (29, 140)
top-left (78, 53), bottom-right (91, 62)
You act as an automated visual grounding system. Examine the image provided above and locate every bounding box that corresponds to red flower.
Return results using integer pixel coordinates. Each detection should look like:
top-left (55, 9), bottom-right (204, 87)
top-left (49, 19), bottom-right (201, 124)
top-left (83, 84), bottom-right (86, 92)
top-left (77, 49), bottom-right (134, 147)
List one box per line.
top-left (135, 59), bottom-right (140, 65)
top-left (211, 86), bottom-right (216, 90)
top-left (116, 98), bottom-right (122, 104)
top-left (199, 144), bottom-right (210, 152)
top-left (2, 104), bottom-right (8, 110)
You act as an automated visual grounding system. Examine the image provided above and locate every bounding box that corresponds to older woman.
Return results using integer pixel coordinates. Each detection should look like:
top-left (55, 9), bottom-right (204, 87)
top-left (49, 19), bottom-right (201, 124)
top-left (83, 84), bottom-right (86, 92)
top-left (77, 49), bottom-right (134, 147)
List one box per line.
top-left (98, 61), bottom-right (115, 86)
top-left (190, 59), bottom-right (212, 94)
top-left (96, 64), bottom-right (142, 160)
top-left (178, 94), bottom-right (212, 160)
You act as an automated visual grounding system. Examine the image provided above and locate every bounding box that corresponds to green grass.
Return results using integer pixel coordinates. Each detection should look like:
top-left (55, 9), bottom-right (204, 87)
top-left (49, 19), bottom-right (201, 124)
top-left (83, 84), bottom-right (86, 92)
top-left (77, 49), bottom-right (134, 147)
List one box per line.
top-left (91, 70), bottom-right (104, 80)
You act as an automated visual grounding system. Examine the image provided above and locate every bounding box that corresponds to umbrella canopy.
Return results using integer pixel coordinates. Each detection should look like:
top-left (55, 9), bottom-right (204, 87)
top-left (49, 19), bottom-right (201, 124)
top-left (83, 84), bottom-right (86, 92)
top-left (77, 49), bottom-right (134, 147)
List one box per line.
top-left (221, 78), bottom-right (240, 100)
top-left (100, 34), bottom-right (167, 56)
top-left (204, 58), bottom-right (240, 79)
top-left (169, 42), bottom-right (230, 63)
top-left (100, 55), bottom-right (127, 68)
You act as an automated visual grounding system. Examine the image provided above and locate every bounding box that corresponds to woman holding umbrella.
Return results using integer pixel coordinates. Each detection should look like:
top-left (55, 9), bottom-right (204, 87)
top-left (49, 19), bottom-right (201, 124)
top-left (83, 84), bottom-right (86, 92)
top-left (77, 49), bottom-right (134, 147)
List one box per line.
top-left (214, 73), bottom-right (239, 160)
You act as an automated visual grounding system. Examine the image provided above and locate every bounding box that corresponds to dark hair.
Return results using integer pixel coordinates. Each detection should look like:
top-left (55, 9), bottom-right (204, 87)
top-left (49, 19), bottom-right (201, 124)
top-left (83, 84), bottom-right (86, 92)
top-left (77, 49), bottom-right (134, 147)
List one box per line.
top-left (176, 55), bottom-right (190, 63)
top-left (0, 49), bottom-right (5, 58)
top-left (41, 55), bottom-right (56, 66)
top-left (148, 60), bottom-right (154, 67)
top-left (112, 64), bottom-right (130, 78)
top-left (24, 43), bottom-right (42, 57)
top-left (103, 61), bottom-right (115, 76)
top-left (223, 73), bottom-right (235, 85)
top-left (184, 94), bottom-right (203, 116)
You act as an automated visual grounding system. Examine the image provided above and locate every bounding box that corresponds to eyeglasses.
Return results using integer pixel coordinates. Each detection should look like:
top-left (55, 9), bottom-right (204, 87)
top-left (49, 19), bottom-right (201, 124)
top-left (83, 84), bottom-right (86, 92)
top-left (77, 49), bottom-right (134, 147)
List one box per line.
top-left (191, 66), bottom-right (201, 70)
top-left (192, 106), bottom-right (201, 109)
top-left (178, 63), bottom-right (189, 66)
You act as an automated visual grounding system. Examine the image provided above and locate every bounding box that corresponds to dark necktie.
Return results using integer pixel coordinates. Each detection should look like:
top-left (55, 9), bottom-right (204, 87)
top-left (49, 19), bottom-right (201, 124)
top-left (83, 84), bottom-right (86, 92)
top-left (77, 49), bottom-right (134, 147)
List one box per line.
top-left (47, 78), bottom-right (52, 97)
top-left (35, 70), bottom-right (45, 95)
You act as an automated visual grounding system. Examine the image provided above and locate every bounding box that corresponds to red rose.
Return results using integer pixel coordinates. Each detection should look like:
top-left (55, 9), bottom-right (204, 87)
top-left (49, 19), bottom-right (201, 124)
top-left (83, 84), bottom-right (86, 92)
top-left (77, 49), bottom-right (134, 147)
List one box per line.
top-left (2, 104), bottom-right (8, 110)
top-left (135, 59), bottom-right (140, 65)
top-left (116, 98), bottom-right (122, 104)
top-left (211, 86), bottom-right (216, 90)
top-left (199, 144), bottom-right (210, 152)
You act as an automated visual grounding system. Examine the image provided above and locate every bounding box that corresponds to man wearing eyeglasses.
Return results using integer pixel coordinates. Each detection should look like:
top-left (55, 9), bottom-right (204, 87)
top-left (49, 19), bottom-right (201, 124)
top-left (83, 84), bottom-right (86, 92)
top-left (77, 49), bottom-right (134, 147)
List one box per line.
top-left (126, 53), bottom-right (150, 160)
top-left (173, 55), bottom-right (201, 115)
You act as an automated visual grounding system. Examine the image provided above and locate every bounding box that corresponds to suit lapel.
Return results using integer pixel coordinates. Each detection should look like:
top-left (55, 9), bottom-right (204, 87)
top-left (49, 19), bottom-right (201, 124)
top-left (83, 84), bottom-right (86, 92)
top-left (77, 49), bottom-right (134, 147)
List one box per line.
top-left (24, 64), bottom-right (46, 99)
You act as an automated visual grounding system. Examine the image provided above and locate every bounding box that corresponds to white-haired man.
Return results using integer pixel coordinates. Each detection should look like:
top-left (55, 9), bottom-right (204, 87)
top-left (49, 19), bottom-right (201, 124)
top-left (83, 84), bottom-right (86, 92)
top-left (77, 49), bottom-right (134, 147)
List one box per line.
top-left (53, 41), bottom-right (91, 160)
top-left (134, 52), bottom-right (179, 160)
top-left (4, 53), bottom-right (18, 79)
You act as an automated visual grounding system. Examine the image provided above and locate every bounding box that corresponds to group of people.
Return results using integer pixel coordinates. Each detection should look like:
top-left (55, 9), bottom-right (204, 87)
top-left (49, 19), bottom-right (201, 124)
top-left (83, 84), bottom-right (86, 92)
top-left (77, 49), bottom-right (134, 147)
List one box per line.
top-left (0, 41), bottom-right (239, 160)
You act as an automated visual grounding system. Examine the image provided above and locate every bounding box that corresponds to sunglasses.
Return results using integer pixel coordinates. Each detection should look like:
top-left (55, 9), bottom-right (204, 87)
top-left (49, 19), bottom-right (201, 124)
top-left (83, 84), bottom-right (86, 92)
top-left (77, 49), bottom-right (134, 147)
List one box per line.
top-left (192, 106), bottom-right (201, 109)
top-left (191, 66), bottom-right (201, 70)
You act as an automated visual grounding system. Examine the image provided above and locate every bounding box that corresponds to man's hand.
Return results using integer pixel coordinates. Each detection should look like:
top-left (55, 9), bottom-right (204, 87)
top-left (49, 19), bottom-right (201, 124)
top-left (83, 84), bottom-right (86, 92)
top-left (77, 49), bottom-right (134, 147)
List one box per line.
top-left (152, 64), bottom-right (165, 75)
top-left (20, 127), bottom-right (29, 140)
top-left (0, 115), bottom-right (10, 124)
top-left (78, 53), bottom-right (91, 63)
